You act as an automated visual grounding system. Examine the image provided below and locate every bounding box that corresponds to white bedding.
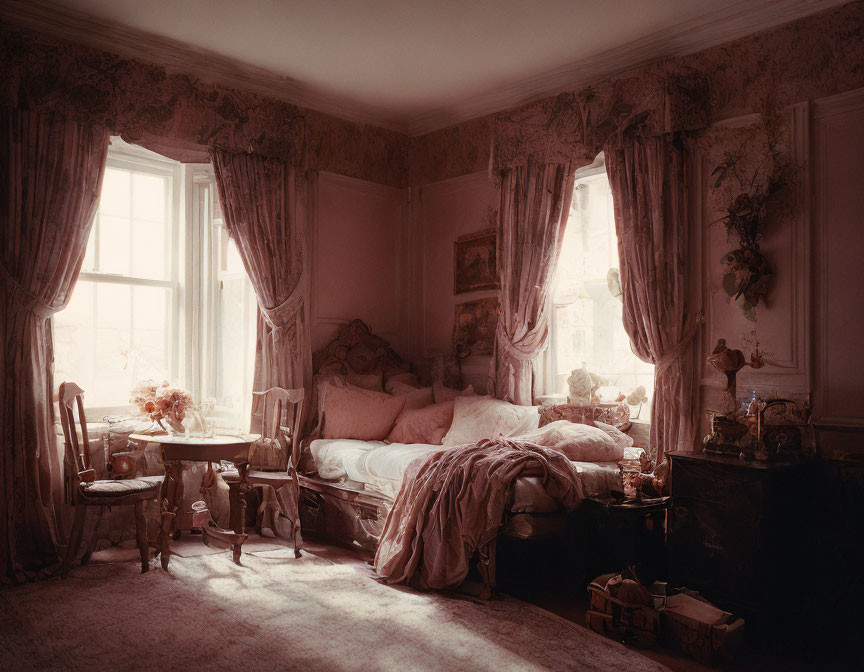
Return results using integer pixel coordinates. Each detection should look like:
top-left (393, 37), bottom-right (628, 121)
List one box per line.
top-left (309, 438), bottom-right (622, 502)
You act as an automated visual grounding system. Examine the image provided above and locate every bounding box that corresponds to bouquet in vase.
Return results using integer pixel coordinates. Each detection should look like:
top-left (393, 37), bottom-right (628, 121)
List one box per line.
top-left (131, 380), bottom-right (194, 434)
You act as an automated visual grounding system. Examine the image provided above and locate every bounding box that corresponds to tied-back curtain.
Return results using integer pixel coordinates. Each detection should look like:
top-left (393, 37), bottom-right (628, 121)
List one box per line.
top-left (1, 107), bottom-right (108, 582)
top-left (493, 161), bottom-right (575, 405)
top-left (210, 149), bottom-right (312, 430)
top-left (605, 132), bottom-right (700, 463)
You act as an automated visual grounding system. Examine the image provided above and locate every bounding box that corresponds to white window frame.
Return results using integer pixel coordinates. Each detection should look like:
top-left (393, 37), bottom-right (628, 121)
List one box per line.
top-left (185, 168), bottom-right (258, 425)
top-left (56, 139), bottom-right (257, 425)
top-left (544, 153), bottom-right (654, 429)
top-left (542, 155), bottom-right (607, 397)
top-left (65, 140), bottom-right (182, 417)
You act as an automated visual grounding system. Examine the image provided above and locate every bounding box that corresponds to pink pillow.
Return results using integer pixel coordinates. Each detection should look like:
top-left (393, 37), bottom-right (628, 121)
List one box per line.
top-left (346, 371), bottom-right (383, 392)
top-left (433, 382), bottom-right (475, 404)
top-left (321, 383), bottom-right (406, 441)
top-left (389, 381), bottom-right (434, 410)
top-left (384, 372), bottom-right (420, 394)
top-left (387, 401), bottom-right (455, 445)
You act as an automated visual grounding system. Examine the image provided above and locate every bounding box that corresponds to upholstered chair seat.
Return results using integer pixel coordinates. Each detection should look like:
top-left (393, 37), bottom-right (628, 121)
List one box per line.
top-left (81, 479), bottom-right (160, 498)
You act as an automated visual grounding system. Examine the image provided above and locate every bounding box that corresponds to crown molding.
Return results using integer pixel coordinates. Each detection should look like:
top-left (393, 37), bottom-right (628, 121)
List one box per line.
top-left (405, 0), bottom-right (852, 135)
top-left (0, 0), bottom-right (411, 133)
top-left (1, 0), bottom-right (852, 138)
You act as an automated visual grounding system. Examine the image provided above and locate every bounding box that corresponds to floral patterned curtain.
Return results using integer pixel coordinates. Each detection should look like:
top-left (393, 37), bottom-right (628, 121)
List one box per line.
top-left (1, 107), bottom-right (108, 582)
top-left (493, 160), bottom-right (575, 405)
top-left (210, 149), bottom-right (312, 428)
top-left (604, 131), bottom-right (701, 462)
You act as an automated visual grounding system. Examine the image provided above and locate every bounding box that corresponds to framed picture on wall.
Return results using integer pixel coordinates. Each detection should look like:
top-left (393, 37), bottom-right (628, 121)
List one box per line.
top-left (454, 297), bottom-right (499, 357)
top-left (454, 228), bottom-right (498, 294)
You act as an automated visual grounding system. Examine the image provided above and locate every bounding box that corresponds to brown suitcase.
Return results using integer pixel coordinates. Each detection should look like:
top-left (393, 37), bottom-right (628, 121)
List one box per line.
top-left (586, 571), bottom-right (659, 647)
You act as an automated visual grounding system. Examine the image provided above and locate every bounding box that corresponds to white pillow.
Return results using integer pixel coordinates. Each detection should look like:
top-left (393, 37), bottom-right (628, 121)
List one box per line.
top-left (442, 396), bottom-right (540, 446)
top-left (433, 382), bottom-right (476, 404)
top-left (594, 420), bottom-right (634, 449)
top-left (516, 421), bottom-right (623, 462)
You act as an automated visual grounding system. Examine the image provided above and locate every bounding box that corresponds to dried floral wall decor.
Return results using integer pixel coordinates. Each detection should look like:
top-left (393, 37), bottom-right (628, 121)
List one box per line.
top-left (710, 101), bottom-right (795, 320)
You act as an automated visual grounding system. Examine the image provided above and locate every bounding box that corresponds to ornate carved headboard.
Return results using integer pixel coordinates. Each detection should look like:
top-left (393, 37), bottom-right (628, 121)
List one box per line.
top-left (312, 320), bottom-right (407, 377)
top-left (311, 319), bottom-right (463, 389)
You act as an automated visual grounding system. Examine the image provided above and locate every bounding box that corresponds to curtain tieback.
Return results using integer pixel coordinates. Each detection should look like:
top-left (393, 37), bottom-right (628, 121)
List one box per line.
top-left (496, 322), bottom-right (545, 362)
top-left (261, 287), bottom-right (304, 330)
top-left (0, 260), bottom-right (57, 318)
top-left (654, 311), bottom-right (704, 376)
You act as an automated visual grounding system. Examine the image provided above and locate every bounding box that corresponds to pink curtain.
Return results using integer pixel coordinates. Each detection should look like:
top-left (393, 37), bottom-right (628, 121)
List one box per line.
top-left (605, 132), bottom-right (700, 463)
top-left (493, 161), bottom-right (574, 405)
top-left (0, 107), bottom-right (108, 582)
top-left (210, 149), bottom-right (312, 424)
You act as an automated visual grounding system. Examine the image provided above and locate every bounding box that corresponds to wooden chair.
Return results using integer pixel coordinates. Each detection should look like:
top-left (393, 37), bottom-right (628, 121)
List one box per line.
top-left (229, 387), bottom-right (305, 557)
top-left (58, 382), bottom-right (158, 578)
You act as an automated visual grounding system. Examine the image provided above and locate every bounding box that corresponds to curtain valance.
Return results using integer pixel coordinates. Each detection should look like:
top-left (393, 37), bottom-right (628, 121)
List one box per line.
top-left (0, 25), bottom-right (307, 166)
top-left (491, 66), bottom-right (709, 172)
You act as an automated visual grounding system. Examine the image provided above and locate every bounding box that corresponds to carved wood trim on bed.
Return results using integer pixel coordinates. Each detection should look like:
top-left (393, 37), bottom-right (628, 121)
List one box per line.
top-left (312, 319), bottom-right (407, 376)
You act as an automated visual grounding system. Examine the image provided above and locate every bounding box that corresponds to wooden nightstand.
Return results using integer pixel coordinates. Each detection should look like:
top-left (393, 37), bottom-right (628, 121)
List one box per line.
top-left (585, 496), bottom-right (671, 583)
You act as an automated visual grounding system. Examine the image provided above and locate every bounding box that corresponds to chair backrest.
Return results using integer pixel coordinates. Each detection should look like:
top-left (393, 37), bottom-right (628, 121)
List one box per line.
top-left (252, 387), bottom-right (304, 471)
top-left (58, 382), bottom-right (95, 496)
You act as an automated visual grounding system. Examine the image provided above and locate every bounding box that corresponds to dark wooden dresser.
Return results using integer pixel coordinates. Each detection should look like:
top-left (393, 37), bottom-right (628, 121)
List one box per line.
top-left (667, 451), bottom-right (827, 644)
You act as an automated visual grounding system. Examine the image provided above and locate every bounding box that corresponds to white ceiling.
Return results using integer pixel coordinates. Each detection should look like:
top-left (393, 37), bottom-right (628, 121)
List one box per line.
top-left (3, 0), bottom-right (851, 134)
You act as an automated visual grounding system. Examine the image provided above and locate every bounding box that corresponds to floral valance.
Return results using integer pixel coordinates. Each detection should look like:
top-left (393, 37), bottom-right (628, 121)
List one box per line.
top-left (491, 65), bottom-right (709, 172)
top-left (0, 25), bottom-right (307, 166)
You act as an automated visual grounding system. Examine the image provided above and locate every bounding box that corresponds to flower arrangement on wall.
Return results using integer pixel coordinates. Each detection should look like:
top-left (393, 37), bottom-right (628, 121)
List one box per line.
top-left (710, 99), bottom-right (795, 320)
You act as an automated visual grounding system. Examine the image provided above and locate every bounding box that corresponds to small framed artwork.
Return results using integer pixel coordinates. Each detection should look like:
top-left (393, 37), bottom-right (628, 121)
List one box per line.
top-left (454, 297), bottom-right (500, 357)
top-left (454, 228), bottom-right (498, 294)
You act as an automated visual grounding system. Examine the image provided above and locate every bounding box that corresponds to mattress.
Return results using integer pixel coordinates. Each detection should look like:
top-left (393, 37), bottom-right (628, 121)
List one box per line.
top-left (308, 438), bottom-right (622, 513)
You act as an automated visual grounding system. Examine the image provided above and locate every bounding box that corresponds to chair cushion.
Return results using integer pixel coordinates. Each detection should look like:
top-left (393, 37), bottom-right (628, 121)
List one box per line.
top-left (81, 479), bottom-right (159, 498)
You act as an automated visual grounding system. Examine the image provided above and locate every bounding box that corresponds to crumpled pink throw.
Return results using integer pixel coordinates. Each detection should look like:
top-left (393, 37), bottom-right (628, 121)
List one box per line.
top-left (374, 438), bottom-right (584, 591)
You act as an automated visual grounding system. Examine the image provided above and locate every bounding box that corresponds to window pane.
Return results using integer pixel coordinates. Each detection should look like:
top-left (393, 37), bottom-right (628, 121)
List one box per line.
top-left (551, 170), bottom-right (654, 420)
top-left (131, 218), bottom-right (167, 280)
top-left (54, 281), bottom-right (95, 396)
top-left (216, 233), bottom-right (257, 431)
top-left (224, 233), bottom-right (246, 275)
top-left (53, 152), bottom-right (177, 410)
top-left (54, 282), bottom-right (174, 409)
top-left (81, 218), bottom-right (97, 272)
top-left (97, 215), bottom-right (131, 275)
top-left (132, 172), bottom-right (166, 222)
top-left (99, 168), bottom-right (130, 218)
top-left (131, 285), bottom-right (172, 381)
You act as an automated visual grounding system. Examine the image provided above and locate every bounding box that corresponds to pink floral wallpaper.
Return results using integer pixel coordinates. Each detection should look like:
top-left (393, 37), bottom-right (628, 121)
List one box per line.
top-left (0, 24), bottom-right (409, 187)
top-left (411, 0), bottom-right (864, 184)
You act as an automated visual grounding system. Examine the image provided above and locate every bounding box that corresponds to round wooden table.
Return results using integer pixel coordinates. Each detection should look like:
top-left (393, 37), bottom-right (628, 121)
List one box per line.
top-left (130, 433), bottom-right (260, 568)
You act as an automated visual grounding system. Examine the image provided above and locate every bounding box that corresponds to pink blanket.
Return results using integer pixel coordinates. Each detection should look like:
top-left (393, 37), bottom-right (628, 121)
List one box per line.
top-left (374, 438), bottom-right (584, 591)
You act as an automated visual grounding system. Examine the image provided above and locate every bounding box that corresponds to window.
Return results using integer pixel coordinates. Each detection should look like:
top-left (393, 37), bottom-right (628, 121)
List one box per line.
top-left (53, 139), bottom-right (256, 426)
top-left (547, 158), bottom-right (654, 419)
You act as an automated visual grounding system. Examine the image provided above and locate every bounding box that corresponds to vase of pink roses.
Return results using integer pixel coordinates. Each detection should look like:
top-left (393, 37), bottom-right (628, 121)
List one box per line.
top-left (131, 380), bottom-right (195, 436)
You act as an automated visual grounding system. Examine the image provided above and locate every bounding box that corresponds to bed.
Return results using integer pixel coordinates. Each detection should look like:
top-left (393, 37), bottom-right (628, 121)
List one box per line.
top-left (296, 320), bottom-right (633, 553)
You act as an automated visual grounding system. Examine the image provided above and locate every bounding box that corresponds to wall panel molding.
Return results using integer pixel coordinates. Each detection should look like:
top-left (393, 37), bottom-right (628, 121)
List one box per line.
top-left (811, 86), bottom-right (864, 428)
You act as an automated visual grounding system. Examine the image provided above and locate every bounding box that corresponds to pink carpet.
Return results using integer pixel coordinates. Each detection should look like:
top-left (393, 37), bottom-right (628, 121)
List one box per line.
top-left (0, 548), bottom-right (668, 672)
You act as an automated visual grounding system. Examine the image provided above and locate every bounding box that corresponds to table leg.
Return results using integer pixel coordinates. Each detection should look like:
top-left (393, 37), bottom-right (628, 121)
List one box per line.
top-left (158, 460), bottom-right (182, 570)
top-left (197, 460), bottom-right (249, 565)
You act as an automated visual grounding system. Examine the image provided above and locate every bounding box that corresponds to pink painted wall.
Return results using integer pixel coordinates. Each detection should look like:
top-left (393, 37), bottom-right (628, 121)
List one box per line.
top-left (415, 172), bottom-right (498, 392)
top-left (313, 173), bottom-right (410, 356)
